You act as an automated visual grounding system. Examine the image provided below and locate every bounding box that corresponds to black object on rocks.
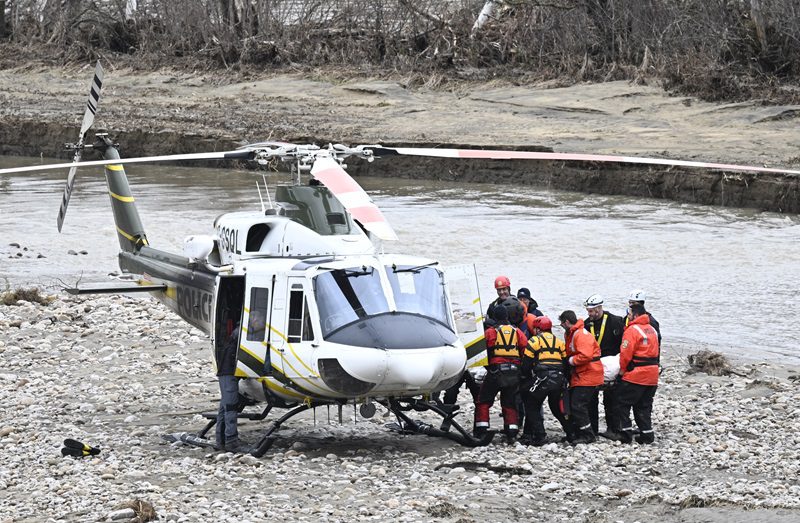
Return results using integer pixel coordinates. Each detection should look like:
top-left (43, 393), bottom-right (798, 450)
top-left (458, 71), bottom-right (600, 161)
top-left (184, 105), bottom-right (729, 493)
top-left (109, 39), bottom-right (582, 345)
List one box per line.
top-left (61, 438), bottom-right (101, 457)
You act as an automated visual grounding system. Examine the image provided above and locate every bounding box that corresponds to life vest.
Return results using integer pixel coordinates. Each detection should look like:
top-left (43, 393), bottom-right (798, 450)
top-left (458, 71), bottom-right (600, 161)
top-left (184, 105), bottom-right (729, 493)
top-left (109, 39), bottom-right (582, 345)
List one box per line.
top-left (525, 332), bottom-right (565, 367)
top-left (490, 324), bottom-right (520, 359)
top-left (626, 324), bottom-right (660, 371)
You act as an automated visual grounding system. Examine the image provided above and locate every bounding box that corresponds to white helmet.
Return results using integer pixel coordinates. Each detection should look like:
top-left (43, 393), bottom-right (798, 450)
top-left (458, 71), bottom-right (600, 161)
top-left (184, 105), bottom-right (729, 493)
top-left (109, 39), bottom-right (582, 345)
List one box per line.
top-left (583, 294), bottom-right (604, 308)
top-left (628, 289), bottom-right (646, 302)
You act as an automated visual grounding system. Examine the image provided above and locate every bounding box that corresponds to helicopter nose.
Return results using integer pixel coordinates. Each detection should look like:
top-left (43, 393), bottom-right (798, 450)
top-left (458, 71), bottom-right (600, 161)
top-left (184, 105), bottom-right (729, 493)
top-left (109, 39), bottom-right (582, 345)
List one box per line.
top-left (385, 352), bottom-right (440, 386)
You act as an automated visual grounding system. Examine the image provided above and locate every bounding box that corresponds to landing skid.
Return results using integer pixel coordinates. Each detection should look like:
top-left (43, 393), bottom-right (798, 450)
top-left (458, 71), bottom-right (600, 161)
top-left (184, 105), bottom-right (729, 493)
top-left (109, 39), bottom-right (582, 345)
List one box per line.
top-left (381, 398), bottom-right (494, 448)
top-left (163, 396), bottom-right (493, 456)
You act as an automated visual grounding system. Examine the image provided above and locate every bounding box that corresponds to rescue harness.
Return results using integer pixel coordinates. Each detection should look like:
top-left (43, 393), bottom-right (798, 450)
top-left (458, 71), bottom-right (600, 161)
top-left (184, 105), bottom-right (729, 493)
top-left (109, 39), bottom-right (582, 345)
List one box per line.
top-left (490, 324), bottom-right (520, 359)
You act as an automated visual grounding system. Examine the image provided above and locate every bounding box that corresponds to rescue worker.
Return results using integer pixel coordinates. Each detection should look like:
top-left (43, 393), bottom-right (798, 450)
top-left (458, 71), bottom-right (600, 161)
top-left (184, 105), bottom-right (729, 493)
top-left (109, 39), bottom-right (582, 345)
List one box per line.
top-left (613, 303), bottom-right (660, 444)
top-left (498, 295), bottom-right (528, 430)
top-left (519, 316), bottom-right (570, 446)
top-left (558, 310), bottom-right (604, 444)
top-left (626, 289), bottom-right (661, 345)
top-left (583, 294), bottom-right (625, 437)
top-left (474, 302), bottom-right (527, 442)
top-left (434, 370), bottom-right (481, 431)
top-left (484, 275), bottom-right (512, 328)
top-left (215, 319), bottom-right (251, 453)
top-left (517, 287), bottom-right (543, 318)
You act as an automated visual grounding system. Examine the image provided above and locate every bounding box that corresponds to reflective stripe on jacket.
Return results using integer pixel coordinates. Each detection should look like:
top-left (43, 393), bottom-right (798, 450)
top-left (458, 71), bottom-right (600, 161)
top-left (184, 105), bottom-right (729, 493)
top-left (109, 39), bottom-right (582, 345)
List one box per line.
top-left (619, 314), bottom-right (660, 386)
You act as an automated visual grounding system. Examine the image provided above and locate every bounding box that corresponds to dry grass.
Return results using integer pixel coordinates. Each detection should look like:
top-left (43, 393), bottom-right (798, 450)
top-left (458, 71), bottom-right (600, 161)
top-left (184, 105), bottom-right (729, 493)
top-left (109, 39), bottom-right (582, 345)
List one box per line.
top-left (0, 287), bottom-right (55, 306)
top-left (687, 350), bottom-right (748, 377)
top-left (2, 1), bottom-right (800, 102)
top-left (116, 499), bottom-right (157, 523)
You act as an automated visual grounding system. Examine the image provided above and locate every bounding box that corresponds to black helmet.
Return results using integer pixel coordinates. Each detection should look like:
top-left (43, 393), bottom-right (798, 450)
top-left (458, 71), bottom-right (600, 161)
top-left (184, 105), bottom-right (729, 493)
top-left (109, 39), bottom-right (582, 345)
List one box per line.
top-left (494, 302), bottom-right (509, 324)
top-left (501, 296), bottom-right (525, 326)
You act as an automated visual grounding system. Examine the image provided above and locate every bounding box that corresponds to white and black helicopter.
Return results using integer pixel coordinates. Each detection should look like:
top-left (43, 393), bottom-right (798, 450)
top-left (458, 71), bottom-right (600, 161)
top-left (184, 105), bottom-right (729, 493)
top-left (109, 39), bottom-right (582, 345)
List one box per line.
top-left (3, 63), bottom-right (800, 456)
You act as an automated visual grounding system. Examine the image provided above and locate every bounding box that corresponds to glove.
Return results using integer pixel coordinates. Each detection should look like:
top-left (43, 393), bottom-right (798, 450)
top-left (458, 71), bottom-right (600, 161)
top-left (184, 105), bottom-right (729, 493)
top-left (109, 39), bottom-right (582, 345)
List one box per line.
top-left (61, 438), bottom-right (101, 457)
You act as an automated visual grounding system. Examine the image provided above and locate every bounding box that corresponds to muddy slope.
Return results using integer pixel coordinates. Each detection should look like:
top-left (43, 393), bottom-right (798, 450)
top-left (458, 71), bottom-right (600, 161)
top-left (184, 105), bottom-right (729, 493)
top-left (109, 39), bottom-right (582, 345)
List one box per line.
top-left (1, 67), bottom-right (799, 213)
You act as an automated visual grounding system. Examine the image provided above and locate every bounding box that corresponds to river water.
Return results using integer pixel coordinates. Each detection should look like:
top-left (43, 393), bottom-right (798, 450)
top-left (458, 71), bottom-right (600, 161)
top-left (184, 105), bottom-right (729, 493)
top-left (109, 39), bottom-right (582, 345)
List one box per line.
top-left (1, 156), bottom-right (798, 364)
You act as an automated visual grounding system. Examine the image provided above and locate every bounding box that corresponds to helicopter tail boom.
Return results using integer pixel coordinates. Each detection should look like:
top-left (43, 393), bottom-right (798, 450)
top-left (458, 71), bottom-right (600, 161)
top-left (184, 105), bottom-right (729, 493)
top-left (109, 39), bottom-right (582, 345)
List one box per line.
top-left (99, 137), bottom-right (149, 252)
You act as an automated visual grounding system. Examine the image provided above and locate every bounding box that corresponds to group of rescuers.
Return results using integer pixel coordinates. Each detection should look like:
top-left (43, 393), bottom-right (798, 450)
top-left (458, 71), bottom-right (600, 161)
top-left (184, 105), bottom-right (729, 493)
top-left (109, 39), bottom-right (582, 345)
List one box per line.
top-left (445, 276), bottom-right (661, 446)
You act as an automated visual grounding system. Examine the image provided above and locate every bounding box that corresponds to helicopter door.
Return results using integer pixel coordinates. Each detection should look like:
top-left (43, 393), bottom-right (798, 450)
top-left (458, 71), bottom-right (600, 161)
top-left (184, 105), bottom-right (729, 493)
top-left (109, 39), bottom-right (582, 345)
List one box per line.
top-left (443, 264), bottom-right (487, 368)
top-left (282, 278), bottom-right (317, 382)
top-left (213, 275), bottom-right (245, 373)
top-left (237, 281), bottom-right (272, 377)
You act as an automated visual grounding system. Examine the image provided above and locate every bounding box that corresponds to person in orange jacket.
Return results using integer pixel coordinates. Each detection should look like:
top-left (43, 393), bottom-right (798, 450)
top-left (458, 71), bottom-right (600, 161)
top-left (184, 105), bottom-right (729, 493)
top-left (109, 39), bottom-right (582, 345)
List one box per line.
top-left (558, 310), bottom-right (604, 444)
top-left (612, 302), bottom-right (660, 444)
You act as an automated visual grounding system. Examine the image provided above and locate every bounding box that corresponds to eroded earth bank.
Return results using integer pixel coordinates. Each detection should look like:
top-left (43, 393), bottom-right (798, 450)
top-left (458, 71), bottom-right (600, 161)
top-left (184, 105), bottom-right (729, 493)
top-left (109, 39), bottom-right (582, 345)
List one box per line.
top-left (1, 65), bottom-right (799, 212)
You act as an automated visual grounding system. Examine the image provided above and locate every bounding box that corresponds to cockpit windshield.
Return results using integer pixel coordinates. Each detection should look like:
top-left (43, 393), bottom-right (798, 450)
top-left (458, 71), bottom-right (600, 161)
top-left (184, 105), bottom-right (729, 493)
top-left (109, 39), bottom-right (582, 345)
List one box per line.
top-left (313, 264), bottom-right (453, 340)
top-left (385, 265), bottom-right (452, 329)
top-left (314, 267), bottom-right (390, 336)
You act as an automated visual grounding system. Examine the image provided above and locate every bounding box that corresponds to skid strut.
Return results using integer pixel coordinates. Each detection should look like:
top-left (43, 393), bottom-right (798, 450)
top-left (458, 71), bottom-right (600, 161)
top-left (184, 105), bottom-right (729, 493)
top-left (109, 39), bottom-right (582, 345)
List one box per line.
top-left (382, 398), bottom-right (494, 447)
top-left (250, 404), bottom-right (312, 457)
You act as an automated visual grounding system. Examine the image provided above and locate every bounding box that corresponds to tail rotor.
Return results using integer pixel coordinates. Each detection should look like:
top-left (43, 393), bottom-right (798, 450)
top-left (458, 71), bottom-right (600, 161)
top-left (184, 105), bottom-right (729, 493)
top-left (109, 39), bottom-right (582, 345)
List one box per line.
top-left (57, 60), bottom-right (104, 232)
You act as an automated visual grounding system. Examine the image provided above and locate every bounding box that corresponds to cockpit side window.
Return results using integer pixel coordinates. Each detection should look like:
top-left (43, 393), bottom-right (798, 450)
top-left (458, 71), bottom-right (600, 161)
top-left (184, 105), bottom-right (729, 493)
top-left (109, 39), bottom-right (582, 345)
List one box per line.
top-left (247, 287), bottom-right (269, 341)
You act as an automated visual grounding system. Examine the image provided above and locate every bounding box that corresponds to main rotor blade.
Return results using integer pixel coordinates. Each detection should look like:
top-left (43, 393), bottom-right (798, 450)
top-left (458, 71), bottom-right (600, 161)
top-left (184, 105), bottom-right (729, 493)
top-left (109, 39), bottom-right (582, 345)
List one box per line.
top-left (311, 157), bottom-right (398, 241)
top-left (57, 62), bottom-right (104, 232)
top-left (366, 147), bottom-right (800, 177)
top-left (0, 150), bottom-right (255, 175)
top-left (79, 61), bottom-right (104, 139)
top-left (57, 151), bottom-right (81, 232)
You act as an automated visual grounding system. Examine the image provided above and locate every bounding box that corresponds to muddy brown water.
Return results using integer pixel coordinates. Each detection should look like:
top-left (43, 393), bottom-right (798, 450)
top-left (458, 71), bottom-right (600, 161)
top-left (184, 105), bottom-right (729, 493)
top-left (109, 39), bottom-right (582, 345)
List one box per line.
top-left (1, 156), bottom-right (798, 364)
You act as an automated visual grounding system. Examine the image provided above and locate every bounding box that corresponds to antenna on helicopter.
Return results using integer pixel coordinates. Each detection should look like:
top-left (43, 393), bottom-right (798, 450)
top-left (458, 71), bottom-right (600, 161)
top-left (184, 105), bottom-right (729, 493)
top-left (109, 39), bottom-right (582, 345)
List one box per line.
top-left (255, 180), bottom-right (266, 213)
top-left (262, 174), bottom-right (274, 210)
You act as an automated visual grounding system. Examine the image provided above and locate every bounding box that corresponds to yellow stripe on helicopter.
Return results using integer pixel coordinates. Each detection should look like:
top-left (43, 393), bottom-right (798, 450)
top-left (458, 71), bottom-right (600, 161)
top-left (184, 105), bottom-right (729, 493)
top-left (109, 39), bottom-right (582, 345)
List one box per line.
top-left (109, 190), bottom-right (135, 203)
top-left (239, 344), bottom-right (264, 365)
top-left (259, 365), bottom-right (310, 400)
top-left (116, 227), bottom-right (136, 241)
top-left (262, 376), bottom-right (308, 400)
top-left (268, 325), bottom-right (319, 378)
top-left (105, 164), bottom-right (124, 171)
top-left (264, 341), bottom-right (329, 395)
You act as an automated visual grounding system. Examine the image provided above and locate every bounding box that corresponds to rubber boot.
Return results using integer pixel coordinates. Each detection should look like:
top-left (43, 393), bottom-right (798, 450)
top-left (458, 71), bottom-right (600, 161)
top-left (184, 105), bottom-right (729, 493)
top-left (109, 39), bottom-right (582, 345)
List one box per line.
top-left (636, 432), bottom-right (655, 444)
top-left (504, 428), bottom-right (519, 444)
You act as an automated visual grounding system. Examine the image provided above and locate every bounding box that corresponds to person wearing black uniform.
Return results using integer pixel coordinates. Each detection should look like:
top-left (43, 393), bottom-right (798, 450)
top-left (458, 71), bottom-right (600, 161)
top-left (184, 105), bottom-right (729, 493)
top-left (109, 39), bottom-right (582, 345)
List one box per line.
top-left (517, 287), bottom-right (543, 318)
top-left (215, 319), bottom-right (251, 453)
top-left (583, 294), bottom-right (625, 436)
top-left (519, 316), bottom-right (571, 446)
top-left (485, 275), bottom-right (512, 329)
top-left (627, 289), bottom-right (661, 346)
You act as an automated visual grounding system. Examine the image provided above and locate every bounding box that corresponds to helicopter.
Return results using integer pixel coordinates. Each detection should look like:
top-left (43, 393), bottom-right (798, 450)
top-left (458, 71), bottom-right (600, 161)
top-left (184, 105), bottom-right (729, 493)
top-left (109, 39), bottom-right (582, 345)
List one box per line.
top-left (3, 63), bottom-right (800, 456)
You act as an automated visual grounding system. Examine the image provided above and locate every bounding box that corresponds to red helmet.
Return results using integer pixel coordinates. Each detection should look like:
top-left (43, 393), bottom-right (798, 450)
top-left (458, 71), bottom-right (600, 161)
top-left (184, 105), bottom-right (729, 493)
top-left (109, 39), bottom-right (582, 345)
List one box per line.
top-left (533, 316), bottom-right (553, 332)
top-left (494, 275), bottom-right (511, 289)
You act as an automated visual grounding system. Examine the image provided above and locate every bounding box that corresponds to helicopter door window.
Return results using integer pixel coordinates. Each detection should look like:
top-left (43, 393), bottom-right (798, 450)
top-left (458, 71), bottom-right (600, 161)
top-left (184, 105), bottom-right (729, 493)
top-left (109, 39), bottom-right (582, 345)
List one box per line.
top-left (302, 297), bottom-right (314, 341)
top-left (287, 290), bottom-right (312, 343)
top-left (246, 287), bottom-right (269, 342)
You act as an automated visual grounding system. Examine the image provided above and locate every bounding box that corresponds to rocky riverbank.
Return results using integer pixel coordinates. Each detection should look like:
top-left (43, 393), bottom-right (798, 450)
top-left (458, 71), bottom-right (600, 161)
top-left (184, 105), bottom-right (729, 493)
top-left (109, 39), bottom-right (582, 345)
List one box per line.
top-left (1, 294), bottom-right (798, 522)
top-left (1, 65), bottom-right (799, 212)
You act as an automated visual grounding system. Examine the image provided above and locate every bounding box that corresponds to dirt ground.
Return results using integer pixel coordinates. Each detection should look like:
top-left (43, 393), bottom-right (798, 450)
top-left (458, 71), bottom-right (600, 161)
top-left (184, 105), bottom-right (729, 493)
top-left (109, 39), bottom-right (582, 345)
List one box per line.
top-left (1, 64), bottom-right (800, 211)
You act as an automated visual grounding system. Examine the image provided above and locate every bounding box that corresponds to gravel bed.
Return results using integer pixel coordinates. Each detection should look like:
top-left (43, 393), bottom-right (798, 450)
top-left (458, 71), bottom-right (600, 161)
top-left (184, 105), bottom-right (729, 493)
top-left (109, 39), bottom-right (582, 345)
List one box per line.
top-left (1, 295), bottom-right (798, 522)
